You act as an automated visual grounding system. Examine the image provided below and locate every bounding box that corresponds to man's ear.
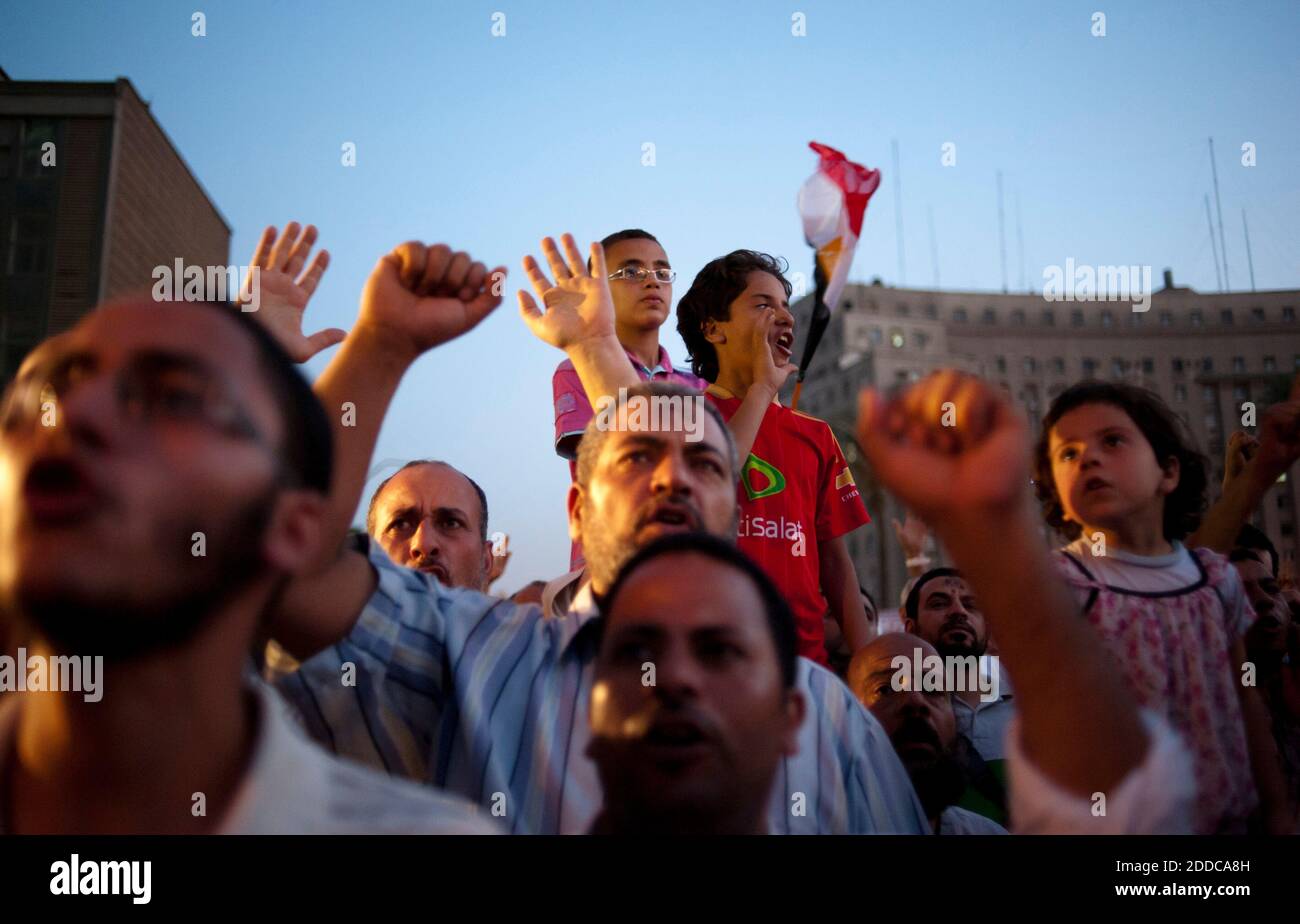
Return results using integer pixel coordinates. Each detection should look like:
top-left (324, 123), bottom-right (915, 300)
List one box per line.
top-left (480, 539), bottom-right (495, 582)
top-left (902, 616), bottom-right (917, 635)
top-left (702, 318), bottom-right (725, 346)
top-left (780, 689), bottom-right (807, 756)
top-left (263, 489), bottom-right (327, 576)
top-left (1157, 454), bottom-right (1181, 497)
top-left (567, 482), bottom-right (584, 543)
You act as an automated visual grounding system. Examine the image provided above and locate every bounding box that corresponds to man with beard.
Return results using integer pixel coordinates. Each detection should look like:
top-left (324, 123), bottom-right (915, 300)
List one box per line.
top-left (848, 634), bottom-right (1007, 834)
top-left (587, 533), bottom-right (805, 835)
top-left (0, 276), bottom-right (500, 832)
top-left (903, 567), bottom-right (1015, 824)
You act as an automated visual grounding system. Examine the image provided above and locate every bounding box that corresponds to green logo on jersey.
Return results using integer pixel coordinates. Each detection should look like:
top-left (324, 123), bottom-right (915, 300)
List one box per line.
top-left (742, 453), bottom-right (787, 501)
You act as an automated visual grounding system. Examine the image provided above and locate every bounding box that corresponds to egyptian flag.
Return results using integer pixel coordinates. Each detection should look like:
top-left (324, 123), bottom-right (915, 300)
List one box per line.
top-left (793, 141), bottom-right (880, 409)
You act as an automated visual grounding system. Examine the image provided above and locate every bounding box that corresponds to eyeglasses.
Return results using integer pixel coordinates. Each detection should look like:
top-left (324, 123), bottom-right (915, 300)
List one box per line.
top-left (1, 351), bottom-right (267, 445)
top-left (608, 266), bottom-right (676, 284)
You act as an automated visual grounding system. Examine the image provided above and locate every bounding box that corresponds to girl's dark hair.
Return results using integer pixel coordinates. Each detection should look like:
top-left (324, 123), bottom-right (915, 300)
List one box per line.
top-left (1033, 380), bottom-right (1208, 541)
top-left (675, 250), bottom-right (792, 383)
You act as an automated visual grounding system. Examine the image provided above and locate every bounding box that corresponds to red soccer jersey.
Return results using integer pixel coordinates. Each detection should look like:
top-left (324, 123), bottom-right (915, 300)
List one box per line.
top-left (707, 390), bottom-right (871, 664)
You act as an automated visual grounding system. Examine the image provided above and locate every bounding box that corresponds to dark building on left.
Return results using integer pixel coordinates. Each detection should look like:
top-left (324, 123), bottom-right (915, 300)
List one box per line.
top-left (0, 71), bottom-right (229, 384)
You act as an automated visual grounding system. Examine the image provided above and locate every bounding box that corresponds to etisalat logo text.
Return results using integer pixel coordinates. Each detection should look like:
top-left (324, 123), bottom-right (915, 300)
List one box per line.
top-left (890, 648), bottom-right (1001, 703)
top-left (50, 855), bottom-right (151, 905)
top-left (152, 258), bottom-right (261, 312)
top-left (0, 648), bottom-right (103, 702)
top-left (1042, 259), bottom-right (1152, 313)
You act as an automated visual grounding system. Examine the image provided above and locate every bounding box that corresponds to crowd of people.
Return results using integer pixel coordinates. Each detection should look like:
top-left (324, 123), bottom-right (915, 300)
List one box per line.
top-left (0, 219), bottom-right (1297, 834)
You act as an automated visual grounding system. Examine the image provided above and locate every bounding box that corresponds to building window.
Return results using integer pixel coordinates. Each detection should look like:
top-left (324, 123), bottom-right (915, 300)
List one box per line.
top-left (1232, 356), bottom-right (1245, 373)
top-left (1082, 358), bottom-right (1098, 377)
top-left (1190, 310), bottom-right (1203, 327)
top-left (1141, 357), bottom-right (1154, 374)
top-left (869, 327), bottom-right (883, 345)
top-left (6, 215), bottom-right (51, 275)
top-left (924, 304), bottom-right (937, 319)
top-left (1040, 309), bottom-right (1055, 327)
top-left (1203, 385), bottom-right (1216, 403)
top-left (1172, 358), bottom-right (1185, 375)
top-left (995, 356), bottom-right (1007, 374)
top-left (1101, 309), bottom-right (1114, 328)
top-left (1174, 384), bottom-right (1187, 402)
top-left (1023, 356), bottom-right (1037, 374)
top-left (1264, 355), bottom-right (1276, 371)
top-left (981, 308), bottom-right (996, 325)
top-left (1220, 309), bottom-right (1234, 325)
top-left (952, 308), bottom-right (967, 323)
top-left (914, 331), bottom-right (930, 350)
top-left (1111, 357), bottom-right (1126, 378)
top-left (1283, 307), bottom-right (1295, 322)
top-left (1159, 311), bottom-right (1173, 327)
top-left (1233, 384), bottom-right (1249, 402)
top-left (1050, 357), bottom-right (1065, 375)
top-left (1071, 309), bottom-right (1084, 327)
top-left (1202, 357), bottom-right (1214, 373)
top-left (897, 303), bottom-right (910, 317)
top-left (1010, 309), bottom-right (1025, 326)
top-left (18, 119), bottom-right (57, 177)
top-left (1250, 307), bottom-right (1265, 323)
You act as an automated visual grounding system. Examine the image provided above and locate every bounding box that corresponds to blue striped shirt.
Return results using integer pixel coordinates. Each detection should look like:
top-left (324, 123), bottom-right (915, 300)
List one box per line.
top-left (276, 539), bottom-right (928, 834)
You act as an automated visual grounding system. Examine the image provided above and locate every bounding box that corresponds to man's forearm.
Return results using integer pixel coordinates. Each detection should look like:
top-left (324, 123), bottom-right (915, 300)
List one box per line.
top-left (1188, 477), bottom-right (1267, 554)
top-left (938, 505), bottom-right (1149, 797)
top-left (310, 328), bottom-right (412, 571)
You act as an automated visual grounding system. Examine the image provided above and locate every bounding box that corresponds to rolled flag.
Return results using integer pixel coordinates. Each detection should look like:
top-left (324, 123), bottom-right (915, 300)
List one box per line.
top-left (793, 141), bottom-right (881, 409)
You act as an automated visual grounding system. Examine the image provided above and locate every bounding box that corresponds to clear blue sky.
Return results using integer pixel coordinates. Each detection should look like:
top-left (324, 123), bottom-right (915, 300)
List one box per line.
top-left (5, 0), bottom-right (1298, 588)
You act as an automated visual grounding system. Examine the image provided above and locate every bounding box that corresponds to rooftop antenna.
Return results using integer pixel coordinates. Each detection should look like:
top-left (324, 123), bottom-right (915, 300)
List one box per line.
top-left (1204, 195), bottom-right (1222, 291)
top-left (1208, 138), bottom-right (1230, 291)
top-left (892, 138), bottom-right (906, 286)
top-left (927, 204), bottom-right (940, 290)
top-left (1242, 209), bottom-right (1256, 292)
top-left (1015, 189), bottom-right (1026, 291)
top-left (996, 170), bottom-right (1008, 293)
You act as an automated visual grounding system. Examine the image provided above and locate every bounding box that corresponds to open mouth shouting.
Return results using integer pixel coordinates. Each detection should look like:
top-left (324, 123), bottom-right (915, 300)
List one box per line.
top-left (637, 498), bottom-right (703, 540)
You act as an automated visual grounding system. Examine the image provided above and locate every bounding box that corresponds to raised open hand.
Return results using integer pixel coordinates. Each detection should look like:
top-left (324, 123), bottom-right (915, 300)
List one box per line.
top-left (517, 234), bottom-right (617, 351)
top-left (357, 242), bottom-right (506, 363)
top-left (240, 222), bottom-right (345, 362)
top-left (857, 370), bottom-right (1031, 530)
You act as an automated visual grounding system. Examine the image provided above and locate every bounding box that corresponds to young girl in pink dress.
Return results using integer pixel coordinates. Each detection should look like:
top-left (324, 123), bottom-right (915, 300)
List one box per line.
top-left (1034, 381), bottom-right (1288, 833)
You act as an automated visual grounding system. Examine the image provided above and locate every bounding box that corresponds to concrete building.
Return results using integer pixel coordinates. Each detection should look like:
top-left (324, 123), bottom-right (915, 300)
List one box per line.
top-left (0, 73), bottom-right (229, 384)
top-left (787, 273), bottom-right (1300, 606)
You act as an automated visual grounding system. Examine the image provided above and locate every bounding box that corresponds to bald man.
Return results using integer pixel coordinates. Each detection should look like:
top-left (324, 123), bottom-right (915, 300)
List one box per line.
top-left (366, 460), bottom-right (494, 591)
top-left (849, 633), bottom-right (1007, 834)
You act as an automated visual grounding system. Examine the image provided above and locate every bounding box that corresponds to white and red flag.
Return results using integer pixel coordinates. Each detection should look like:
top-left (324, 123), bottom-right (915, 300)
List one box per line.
top-left (793, 142), bottom-right (881, 407)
